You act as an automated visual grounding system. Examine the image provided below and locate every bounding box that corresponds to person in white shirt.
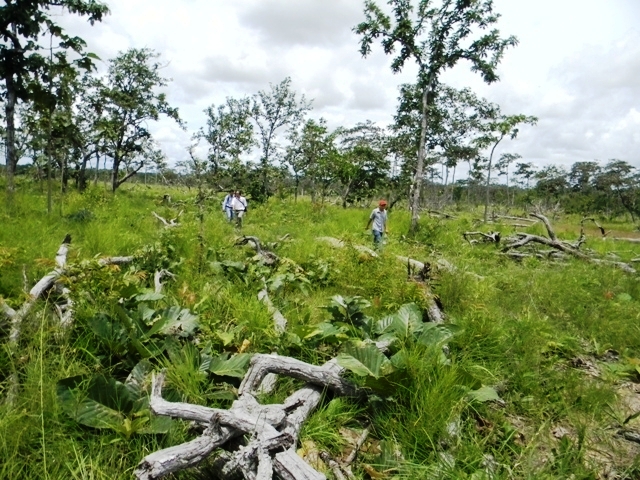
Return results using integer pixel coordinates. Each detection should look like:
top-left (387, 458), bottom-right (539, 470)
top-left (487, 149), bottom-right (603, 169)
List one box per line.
top-left (222, 189), bottom-right (234, 222)
top-left (231, 190), bottom-right (248, 228)
top-left (365, 199), bottom-right (388, 248)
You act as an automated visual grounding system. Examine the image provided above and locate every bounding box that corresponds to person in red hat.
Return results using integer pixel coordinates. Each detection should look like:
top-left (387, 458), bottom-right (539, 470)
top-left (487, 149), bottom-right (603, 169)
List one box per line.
top-left (365, 199), bottom-right (388, 248)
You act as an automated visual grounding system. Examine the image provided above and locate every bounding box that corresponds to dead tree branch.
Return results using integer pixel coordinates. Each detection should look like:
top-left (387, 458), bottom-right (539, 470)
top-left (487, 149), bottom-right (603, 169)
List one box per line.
top-left (499, 214), bottom-right (636, 273)
top-left (463, 231), bottom-right (501, 245)
top-left (135, 352), bottom-right (372, 480)
top-left (154, 270), bottom-right (176, 294)
top-left (9, 235), bottom-right (71, 345)
top-left (236, 236), bottom-right (280, 266)
top-left (258, 288), bottom-right (287, 335)
top-left (152, 211), bottom-right (183, 228)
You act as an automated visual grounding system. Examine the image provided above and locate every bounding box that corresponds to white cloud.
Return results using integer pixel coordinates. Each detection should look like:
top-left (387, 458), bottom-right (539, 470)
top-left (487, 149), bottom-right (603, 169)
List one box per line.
top-left (48, 0), bottom-right (640, 171)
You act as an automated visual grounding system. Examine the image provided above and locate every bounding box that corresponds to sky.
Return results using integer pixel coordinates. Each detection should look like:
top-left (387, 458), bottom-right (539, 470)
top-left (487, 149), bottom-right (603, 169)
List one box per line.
top-left (57, 0), bottom-right (640, 173)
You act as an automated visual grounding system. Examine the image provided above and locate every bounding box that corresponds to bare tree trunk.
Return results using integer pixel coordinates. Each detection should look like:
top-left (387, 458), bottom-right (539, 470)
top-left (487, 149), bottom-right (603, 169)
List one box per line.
top-left (409, 84), bottom-right (431, 236)
top-left (483, 137), bottom-right (502, 223)
top-left (4, 73), bottom-right (17, 194)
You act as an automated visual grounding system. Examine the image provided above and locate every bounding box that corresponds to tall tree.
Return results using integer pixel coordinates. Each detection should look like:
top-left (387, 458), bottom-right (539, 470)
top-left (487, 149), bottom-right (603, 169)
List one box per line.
top-left (284, 118), bottom-right (336, 202)
top-left (202, 96), bottom-right (254, 178)
top-left (0, 0), bottom-right (108, 192)
top-left (251, 77), bottom-right (311, 200)
top-left (96, 48), bottom-right (182, 192)
top-left (476, 112), bottom-right (537, 221)
top-left (495, 152), bottom-right (521, 205)
top-left (334, 121), bottom-right (389, 208)
top-left (356, 0), bottom-right (517, 235)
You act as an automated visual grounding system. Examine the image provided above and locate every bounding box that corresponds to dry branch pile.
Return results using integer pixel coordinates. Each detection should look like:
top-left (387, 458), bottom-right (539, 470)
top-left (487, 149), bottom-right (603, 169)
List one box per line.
top-left (498, 214), bottom-right (636, 273)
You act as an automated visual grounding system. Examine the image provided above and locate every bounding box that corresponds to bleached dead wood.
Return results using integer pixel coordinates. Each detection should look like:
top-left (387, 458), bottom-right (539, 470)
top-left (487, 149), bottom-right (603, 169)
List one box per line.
top-left (152, 210), bottom-right (183, 228)
top-left (494, 215), bottom-right (538, 223)
top-left (500, 214), bottom-right (637, 274)
top-left (97, 256), bottom-right (135, 266)
top-left (611, 237), bottom-right (640, 244)
top-left (427, 210), bottom-right (457, 219)
top-left (316, 237), bottom-right (377, 257)
top-left (0, 300), bottom-right (16, 327)
top-left (154, 270), bottom-right (175, 294)
top-left (258, 289), bottom-right (287, 335)
top-left (8, 235), bottom-right (71, 345)
top-left (135, 353), bottom-right (368, 480)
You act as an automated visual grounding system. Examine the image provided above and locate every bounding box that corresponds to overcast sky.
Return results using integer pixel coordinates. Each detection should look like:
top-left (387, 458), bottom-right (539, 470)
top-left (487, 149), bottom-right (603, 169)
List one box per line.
top-left (59, 0), bottom-right (640, 172)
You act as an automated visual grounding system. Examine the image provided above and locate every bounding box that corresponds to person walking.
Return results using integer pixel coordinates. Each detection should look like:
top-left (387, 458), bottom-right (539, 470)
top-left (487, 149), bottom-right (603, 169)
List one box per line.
top-left (365, 199), bottom-right (388, 249)
top-left (222, 189), bottom-right (234, 222)
top-left (231, 190), bottom-right (248, 228)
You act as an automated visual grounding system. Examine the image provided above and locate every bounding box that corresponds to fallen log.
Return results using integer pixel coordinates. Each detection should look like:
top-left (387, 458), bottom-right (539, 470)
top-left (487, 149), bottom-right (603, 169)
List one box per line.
top-left (258, 288), bottom-right (287, 335)
top-left (316, 237), bottom-right (377, 257)
top-left (9, 235), bottom-right (71, 345)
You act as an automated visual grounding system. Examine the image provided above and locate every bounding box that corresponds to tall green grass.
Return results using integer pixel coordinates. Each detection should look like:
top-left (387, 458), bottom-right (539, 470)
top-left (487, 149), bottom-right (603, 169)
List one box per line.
top-left (1, 184), bottom-right (639, 478)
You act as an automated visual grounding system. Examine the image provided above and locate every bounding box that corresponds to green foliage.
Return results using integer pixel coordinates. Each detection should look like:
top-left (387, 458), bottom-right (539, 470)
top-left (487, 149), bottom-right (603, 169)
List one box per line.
top-left (57, 360), bottom-right (172, 437)
top-left (2, 187), bottom-right (640, 479)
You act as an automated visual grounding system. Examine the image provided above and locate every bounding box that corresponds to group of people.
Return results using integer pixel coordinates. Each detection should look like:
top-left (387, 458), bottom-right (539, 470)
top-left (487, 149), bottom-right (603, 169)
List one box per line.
top-left (222, 190), bottom-right (248, 228)
top-left (221, 190), bottom-right (388, 248)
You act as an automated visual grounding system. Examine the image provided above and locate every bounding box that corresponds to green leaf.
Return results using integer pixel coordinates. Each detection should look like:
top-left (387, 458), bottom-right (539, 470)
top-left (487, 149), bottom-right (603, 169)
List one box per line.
top-left (149, 306), bottom-right (199, 337)
top-left (377, 303), bottom-right (423, 339)
top-left (58, 376), bottom-right (131, 430)
top-left (417, 324), bottom-right (454, 347)
top-left (337, 344), bottom-right (394, 379)
top-left (216, 331), bottom-right (235, 346)
top-left (617, 293), bottom-right (632, 302)
top-left (124, 360), bottom-right (153, 399)
top-left (209, 353), bottom-right (253, 378)
top-left (467, 386), bottom-right (501, 404)
top-left (136, 292), bottom-right (165, 302)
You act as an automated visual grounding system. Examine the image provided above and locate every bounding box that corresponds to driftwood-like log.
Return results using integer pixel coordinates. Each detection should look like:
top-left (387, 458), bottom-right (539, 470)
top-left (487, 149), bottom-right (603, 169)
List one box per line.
top-left (152, 211), bottom-right (182, 228)
top-left (154, 270), bottom-right (175, 294)
top-left (611, 237), bottom-right (640, 244)
top-left (316, 237), bottom-right (377, 257)
top-left (427, 210), bottom-right (457, 219)
top-left (8, 235), bottom-right (71, 345)
top-left (97, 256), bottom-right (135, 266)
top-left (258, 289), bottom-right (287, 335)
top-left (135, 353), bottom-right (368, 479)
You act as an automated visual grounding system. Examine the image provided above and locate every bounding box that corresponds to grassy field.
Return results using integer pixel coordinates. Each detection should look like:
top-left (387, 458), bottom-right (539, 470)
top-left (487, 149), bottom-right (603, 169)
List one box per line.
top-left (1, 184), bottom-right (640, 479)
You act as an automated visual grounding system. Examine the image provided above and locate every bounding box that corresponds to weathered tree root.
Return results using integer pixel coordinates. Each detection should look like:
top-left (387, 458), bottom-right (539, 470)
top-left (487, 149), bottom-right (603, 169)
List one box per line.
top-left (499, 214), bottom-right (636, 274)
top-left (152, 211), bottom-right (183, 228)
top-left (135, 353), bottom-right (372, 480)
